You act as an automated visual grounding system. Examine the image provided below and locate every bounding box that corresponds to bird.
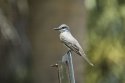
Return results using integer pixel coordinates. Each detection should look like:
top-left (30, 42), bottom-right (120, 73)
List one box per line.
top-left (54, 24), bottom-right (94, 66)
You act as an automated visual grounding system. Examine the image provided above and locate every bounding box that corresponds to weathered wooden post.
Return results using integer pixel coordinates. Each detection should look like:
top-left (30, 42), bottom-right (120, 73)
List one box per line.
top-left (51, 51), bottom-right (75, 83)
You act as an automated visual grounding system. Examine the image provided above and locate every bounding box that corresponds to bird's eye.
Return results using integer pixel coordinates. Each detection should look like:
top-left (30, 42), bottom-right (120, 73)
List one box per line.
top-left (62, 27), bottom-right (66, 29)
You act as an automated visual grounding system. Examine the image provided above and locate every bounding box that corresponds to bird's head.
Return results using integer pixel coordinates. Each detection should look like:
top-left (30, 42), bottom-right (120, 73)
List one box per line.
top-left (54, 24), bottom-right (70, 32)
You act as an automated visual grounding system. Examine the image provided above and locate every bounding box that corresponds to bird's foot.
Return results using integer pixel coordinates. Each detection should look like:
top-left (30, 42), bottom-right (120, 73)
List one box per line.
top-left (67, 50), bottom-right (72, 54)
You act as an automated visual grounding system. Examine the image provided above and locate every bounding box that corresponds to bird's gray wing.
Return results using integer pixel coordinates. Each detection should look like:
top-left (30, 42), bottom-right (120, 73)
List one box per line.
top-left (60, 33), bottom-right (80, 53)
top-left (62, 40), bottom-right (80, 54)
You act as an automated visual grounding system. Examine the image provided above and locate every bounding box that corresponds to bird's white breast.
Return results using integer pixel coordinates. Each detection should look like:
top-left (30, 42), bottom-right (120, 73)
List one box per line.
top-left (60, 31), bottom-right (83, 50)
top-left (60, 31), bottom-right (77, 43)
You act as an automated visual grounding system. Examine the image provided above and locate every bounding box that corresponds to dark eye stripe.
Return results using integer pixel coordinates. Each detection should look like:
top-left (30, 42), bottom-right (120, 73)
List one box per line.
top-left (62, 27), bottom-right (66, 29)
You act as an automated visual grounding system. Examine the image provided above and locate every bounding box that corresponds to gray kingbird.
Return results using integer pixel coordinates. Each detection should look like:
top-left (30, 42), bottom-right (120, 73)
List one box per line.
top-left (54, 24), bottom-right (94, 66)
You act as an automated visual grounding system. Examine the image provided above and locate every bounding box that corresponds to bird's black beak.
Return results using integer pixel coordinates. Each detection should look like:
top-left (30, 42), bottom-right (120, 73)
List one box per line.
top-left (53, 28), bottom-right (60, 30)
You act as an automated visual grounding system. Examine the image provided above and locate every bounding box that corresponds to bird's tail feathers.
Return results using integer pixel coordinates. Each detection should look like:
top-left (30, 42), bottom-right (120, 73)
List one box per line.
top-left (80, 52), bottom-right (94, 66)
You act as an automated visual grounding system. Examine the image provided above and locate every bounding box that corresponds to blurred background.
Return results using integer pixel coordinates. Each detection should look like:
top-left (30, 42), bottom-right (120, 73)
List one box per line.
top-left (0, 0), bottom-right (125, 83)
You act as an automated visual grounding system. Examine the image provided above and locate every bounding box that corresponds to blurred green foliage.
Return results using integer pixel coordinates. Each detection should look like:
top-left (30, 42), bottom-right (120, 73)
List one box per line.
top-left (85, 0), bottom-right (125, 83)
